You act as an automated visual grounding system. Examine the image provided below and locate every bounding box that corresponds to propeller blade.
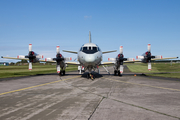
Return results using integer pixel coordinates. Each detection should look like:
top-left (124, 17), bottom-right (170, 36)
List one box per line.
top-left (148, 44), bottom-right (151, 52)
top-left (29, 62), bottom-right (32, 70)
top-left (120, 65), bottom-right (124, 74)
top-left (148, 62), bottom-right (151, 71)
top-left (57, 65), bottom-right (60, 73)
top-left (56, 46), bottom-right (60, 54)
top-left (120, 46), bottom-right (123, 54)
top-left (29, 44), bottom-right (32, 51)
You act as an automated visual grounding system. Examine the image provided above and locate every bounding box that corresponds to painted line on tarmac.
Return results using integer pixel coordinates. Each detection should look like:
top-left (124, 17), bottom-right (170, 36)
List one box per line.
top-left (104, 77), bottom-right (180, 92)
top-left (0, 76), bottom-right (81, 96)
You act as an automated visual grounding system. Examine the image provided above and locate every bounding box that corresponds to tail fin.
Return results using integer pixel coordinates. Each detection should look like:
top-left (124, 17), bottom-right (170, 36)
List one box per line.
top-left (89, 31), bottom-right (91, 43)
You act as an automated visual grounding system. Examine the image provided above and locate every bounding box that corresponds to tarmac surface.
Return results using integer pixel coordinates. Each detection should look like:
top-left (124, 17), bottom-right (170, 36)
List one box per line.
top-left (0, 66), bottom-right (180, 120)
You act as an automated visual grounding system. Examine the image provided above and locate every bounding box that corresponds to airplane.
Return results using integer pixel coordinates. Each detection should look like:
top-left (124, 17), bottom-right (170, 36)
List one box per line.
top-left (62, 31), bottom-right (117, 79)
top-left (108, 46), bottom-right (135, 76)
top-left (136, 44), bottom-right (178, 70)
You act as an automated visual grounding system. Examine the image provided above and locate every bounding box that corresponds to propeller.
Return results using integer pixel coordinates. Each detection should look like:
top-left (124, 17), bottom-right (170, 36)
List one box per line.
top-left (147, 44), bottom-right (151, 52)
top-left (53, 46), bottom-right (64, 73)
top-left (146, 44), bottom-right (155, 71)
top-left (25, 44), bottom-right (36, 70)
top-left (117, 46), bottom-right (127, 74)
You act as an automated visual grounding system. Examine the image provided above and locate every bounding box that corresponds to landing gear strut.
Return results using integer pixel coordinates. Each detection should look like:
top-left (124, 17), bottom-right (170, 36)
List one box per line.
top-left (87, 73), bottom-right (95, 80)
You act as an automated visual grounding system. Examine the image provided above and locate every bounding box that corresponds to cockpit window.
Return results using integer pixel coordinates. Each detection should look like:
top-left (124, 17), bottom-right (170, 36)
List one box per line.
top-left (97, 47), bottom-right (101, 51)
top-left (82, 46), bottom-right (98, 54)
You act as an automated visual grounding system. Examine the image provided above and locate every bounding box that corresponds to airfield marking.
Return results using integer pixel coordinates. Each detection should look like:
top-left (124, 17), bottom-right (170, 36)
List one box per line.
top-left (104, 77), bottom-right (180, 92)
top-left (0, 76), bottom-right (81, 96)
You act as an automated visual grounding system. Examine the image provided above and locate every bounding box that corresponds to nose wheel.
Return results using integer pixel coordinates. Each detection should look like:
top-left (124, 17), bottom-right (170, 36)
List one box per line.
top-left (87, 73), bottom-right (95, 80)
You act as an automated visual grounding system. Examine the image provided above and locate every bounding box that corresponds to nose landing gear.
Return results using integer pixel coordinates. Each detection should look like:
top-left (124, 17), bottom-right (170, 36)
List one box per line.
top-left (87, 73), bottom-right (95, 80)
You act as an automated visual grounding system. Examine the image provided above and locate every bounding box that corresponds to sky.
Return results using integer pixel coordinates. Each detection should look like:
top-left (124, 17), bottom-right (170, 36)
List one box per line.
top-left (0, 0), bottom-right (180, 63)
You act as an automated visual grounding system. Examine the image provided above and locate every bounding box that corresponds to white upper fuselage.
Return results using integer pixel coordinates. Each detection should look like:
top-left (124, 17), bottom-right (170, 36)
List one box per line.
top-left (78, 43), bottom-right (102, 69)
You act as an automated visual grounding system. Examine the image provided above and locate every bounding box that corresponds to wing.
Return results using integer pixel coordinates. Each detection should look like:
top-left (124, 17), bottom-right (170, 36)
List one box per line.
top-left (65, 61), bottom-right (80, 65)
top-left (102, 50), bottom-right (117, 54)
top-left (134, 57), bottom-right (179, 62)
top-left (63, 50), bottom-right (78, 54)
top-left (151, 57), bottom-right (178, 61)
top-left (1, 56), bottom-right (28, 60)
top-left (101, 61), bottom-right (115, 65)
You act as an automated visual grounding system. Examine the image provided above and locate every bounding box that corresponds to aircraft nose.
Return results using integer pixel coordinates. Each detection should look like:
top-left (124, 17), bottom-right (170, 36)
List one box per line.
top-left (85, 55), bottom-right (95, 63)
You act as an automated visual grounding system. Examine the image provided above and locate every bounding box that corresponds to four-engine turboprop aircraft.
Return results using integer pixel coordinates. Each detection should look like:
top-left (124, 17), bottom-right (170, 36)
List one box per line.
top-left (1, 34), bottom-right (179, 79)
top-left (136, 44), bottom-right (178, 70)
top-left (62, 31), bottom-right (117, 79)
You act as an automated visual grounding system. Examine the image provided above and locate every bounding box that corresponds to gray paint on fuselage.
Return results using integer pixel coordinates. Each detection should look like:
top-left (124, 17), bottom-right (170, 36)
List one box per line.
top-left (77, 43), bottom-right (102, 72)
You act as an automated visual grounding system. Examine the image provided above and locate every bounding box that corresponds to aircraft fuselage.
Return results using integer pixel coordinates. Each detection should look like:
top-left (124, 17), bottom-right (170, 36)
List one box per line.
top-left (78, 43), bottom-right (102, 72)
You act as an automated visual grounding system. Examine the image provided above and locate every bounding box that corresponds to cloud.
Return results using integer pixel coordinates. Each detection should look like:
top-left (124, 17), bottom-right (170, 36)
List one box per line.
top-left (84, 15), bottom-right (92, 19)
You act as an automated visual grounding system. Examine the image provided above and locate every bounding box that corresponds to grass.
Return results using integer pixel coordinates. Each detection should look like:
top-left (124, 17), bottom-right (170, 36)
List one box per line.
top-left (126, 63), bottom-right (180, 79)
top-left (0, 64), bottom-right (78, 79)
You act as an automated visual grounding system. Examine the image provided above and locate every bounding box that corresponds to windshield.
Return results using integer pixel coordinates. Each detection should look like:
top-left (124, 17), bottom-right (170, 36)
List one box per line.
top-left (82, 46), bottom-right (98, 54)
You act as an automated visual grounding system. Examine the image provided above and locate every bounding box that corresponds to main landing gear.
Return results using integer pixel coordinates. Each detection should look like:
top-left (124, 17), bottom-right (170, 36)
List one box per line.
top-left (59, 70), bottom-right (65, 76)
top-left (114, 70), bottom-right (122, 76)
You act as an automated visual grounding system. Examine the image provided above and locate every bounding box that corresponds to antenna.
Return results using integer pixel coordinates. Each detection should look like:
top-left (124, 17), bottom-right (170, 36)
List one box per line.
top-left (89, 31), bottom-right (91, 43)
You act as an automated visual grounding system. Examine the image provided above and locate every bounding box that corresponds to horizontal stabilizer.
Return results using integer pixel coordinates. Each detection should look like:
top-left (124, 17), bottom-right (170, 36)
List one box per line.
top-left (63, 50), bottom-right (78, 54)
top-left (102, 50), bottom-right (117, 54)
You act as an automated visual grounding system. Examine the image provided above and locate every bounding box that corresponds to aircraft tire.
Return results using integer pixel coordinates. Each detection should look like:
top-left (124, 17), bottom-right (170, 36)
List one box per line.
top-left (118, 70), bottom-right (120, 76)
top-left (59, 71), bottom-right (62, 76)
top-left (63, 70), bottom-right (65, 75)
top-left (114, 70), bottom-right (117, 76)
